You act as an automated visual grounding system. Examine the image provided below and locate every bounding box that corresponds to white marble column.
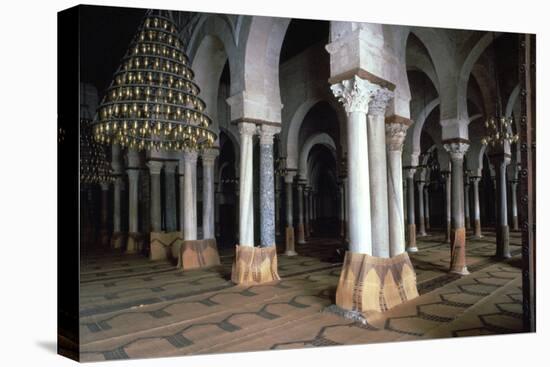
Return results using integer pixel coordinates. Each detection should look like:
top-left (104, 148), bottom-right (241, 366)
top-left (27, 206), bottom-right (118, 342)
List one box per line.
top-left (339, 180), bottom-right (346, 238)
top-left (296, 182), bottom-right (306, 244)
top-left (238, 122), bottom-right (256, 247)
top-left (126, 170), bottom-right (140, 253)
top-left (183, 151), bottom-right (198, 241)
top-left (471, 176), bottom-right (483, 238)
top-left (259, 125), bottom-right (279, 247)
top-left (304, 186), bottom-right (311, 238)
top-left (511, 180), bottom-right (519, 230)
top-left (464, 177), bottom-right (471, 230)
top-left (99, 182), bottom-right (110, 247)
top-left (331, 76), bottom-right (375, 254)
top-left (164, 161), bottom-right (178, 232)
top-left (424, 184), bottom-right (431, 231)
top-left (147, 160), bottom-right (164, 232)
top-left (177, 158), bottom-right (185, 233)
top-left (386, 122), bottom-right (409, 256)
top-left (443, 171), bottom-right (452, 243)
top-left (201, 149), bottom-right (219, 239)
top-left (367, 87), bottom-right (393, 258)
top-left (275, 181), bottom-right (281, 236)
top-left (444, 141), bottom-right (470, 275)
top-left (405, 168), bottom-right (418, 252)
top-left (111, 145), bottom-right (124, 248)
top-left (202, 149), bottom-right (218, 240)
top-left (417, 180), bottom-right (427, 236)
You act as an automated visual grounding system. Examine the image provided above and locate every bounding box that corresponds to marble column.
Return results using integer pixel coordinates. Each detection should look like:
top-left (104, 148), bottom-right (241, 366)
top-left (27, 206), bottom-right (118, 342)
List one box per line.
top-left (366, 88), bottom-right (393, 258)
top-left (183, 151), bottom-right (198, 241)
top-left (471, 176), bottom-right (483, 238)
top-left (112, 176), bottom-right (123, 248)
top-left (339, 180), bottom-right (346, 238)
top-left (237, 122), bottom-right (256, 247)
top-left (417, 180), bottom-right (427, 236)
top-left (443, 171), bottom-right (452, 243)
top-left (304, 187), bottom-right (311, 238)
top-left (177, 159), bottom-right (185, 233)
top-left (444, 141), bottom-right (470, 275)
top-left (331, 76), bottom-right (374, 255)
top-left (147, 161), bottom-right (163, 232)
top-left (164, 161), bottom-right (178, 232)
top-left (284, 172), bottom-right (297, 255)
top-left (464, 178), bottom-right (471, 231)
top-left (259, 125), bottom-right (279, 247)
top-left (511, 180), bottom-right (519, 231)
top-left (386, 122), bottom-right (409, 256)
top-left (202, 149), bottom-right (218, 239)
top-left (424, 184), bottom-right (431, 231)
top-left (492, 154), bottom-right (511, 258)
top-left (126, 168), bottom-right (140, 253)
top-left (405, 168), bottom-right (418, 252)
top-left (296, 182), bottom-right (306, 244)
top-left (99, 182), bottom-right (110, 247)
top-left (111, 145), bottom-right (124, 248)
top-left (275, 181), bottom-right (281, 236)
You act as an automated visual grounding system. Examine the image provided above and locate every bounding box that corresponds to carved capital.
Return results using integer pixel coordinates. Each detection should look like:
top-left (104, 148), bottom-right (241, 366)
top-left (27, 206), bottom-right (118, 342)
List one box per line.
top-left (183, 150), bottom-right (199, 164)
top-left (258, 125), bottom-right (281, 145)
top-left (444, 142), bottom-right (469, 161)
top-left (330, 75), bottom-right (377, 114)
top-left (284, 171), bottom-right (296, 184)
top-left (385, 123), bottom-right (409, 151)
top-left (201, 148), bottom-right (219, 166)
top-left (146, 160), bottom-right (164, 175)
top-left (369, 87), bottom-right (394, 116)
top-left (404, 167), bottom-right (417, 179)
top-left (238, 122), bottom-right (257, 137)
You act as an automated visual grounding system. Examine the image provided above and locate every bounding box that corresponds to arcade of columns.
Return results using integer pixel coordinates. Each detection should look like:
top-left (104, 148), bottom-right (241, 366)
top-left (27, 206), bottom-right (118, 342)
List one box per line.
top-left (90, 18), bottom-right (523, 316)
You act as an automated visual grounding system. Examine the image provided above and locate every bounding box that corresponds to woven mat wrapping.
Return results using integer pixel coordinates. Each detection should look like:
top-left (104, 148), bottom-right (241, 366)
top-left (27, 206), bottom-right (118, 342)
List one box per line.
top-left (149, 232), bottom-right (183, 261)
top-left (231, 245), bottom-right (281, 285)
top-left (179, 238), bottom-right (221, 270)
top-left (450, 227), bottom-right (466, 272)
top-left (336, 251), bottom-right (419, 313)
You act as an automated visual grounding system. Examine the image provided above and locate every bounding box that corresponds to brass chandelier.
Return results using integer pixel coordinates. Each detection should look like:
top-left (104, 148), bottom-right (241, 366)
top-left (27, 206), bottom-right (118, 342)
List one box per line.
top-left (81, 118), bottom-right (114, 184)
top-left (481, 32), bottom-right (519, 148)
top-left (93, 11), bottom-right (216, 152)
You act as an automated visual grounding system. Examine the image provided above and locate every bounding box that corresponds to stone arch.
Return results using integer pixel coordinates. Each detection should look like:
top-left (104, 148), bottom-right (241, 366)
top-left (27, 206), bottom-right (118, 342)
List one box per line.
top-left (284, 98), bottom-right (344, 170)
top-left (458, 32), bottom-right (503, 122)
top-left (299, 133), bottom-right (337, 181)
top-left (412, 98), bottom-right (440, 156)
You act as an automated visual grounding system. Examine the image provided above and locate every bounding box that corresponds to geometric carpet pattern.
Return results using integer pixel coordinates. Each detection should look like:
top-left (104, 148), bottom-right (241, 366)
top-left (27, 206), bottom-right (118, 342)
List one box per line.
top-left (79, 230), bottom-right (525, 362)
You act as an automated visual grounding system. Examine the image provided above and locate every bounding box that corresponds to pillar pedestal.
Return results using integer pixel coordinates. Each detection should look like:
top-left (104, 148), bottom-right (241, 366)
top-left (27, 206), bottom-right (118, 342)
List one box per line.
top-left (335, 251), bottom-right (418, 313)
top-left (179, 239), bottom-right (221, 270)
top-left (285, 227), bottom-right (297, 256)
top-left (231, 245), bottom-right (280, 285)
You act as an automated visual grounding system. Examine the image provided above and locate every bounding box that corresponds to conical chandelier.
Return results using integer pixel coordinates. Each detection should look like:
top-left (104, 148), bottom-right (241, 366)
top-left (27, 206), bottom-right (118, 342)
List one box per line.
top-left (80, 117), bottom-right (114, 184)
top-left (93, 11), bottom-right (216, 152)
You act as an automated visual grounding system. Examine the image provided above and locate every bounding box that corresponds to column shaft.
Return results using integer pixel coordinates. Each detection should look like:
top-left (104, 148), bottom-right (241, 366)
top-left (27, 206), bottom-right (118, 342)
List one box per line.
top-left (417, 181), bottom-right (426, 236)
top-left (127, 169), bottom-right (140, 253)
top-left (202, 150), bottom-right (217, 239)
top-left (424, 185), bottom-right (430, 231)
top-left (147, 161), bottom-right (163, 232)
top-left (445, 173), bottom-right (452, 243)
top-left (511, 181), bottom-right (519, 230)
top-left (472, 177), bottom-right (482, 238)
top-left (296, 184), bottom-right (306, 244)
top-left (238, 122), bottom-right (255, 246)
top-left (284, 173), bottom-right (297, 256)
top-left (164, 162), bottom-right (178, 232)
top-left (464, 181), bottom-right (471, 230)
top-left (183, 151), bottom-right (198, 241)
top-left (259, 126), bottom-right (279, 247)
top-left (406, 171), bottom-right (417, 252)
top-left (495, 158), bottom-right (511, 258)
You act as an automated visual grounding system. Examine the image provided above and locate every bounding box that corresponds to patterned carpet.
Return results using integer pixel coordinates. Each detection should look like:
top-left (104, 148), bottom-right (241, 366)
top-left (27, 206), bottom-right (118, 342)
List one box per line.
top-left (78, 229), bottom-right (524, 362)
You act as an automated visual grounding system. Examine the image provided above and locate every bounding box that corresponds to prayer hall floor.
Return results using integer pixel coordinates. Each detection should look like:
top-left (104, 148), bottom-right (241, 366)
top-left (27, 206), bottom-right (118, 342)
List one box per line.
top-left (79, 230), bottom-right (524, 362)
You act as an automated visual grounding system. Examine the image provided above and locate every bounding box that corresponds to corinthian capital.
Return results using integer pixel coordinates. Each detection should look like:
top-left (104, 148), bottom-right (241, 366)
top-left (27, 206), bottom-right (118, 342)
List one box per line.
top-left (385, 123), bottom-right (409, 151)
top-left (201, 148), bottom-right (219, 166)
top-left (258, 125), bottom-right (281, 145)
top-left (183, 150), bottom-right (199, 164)
top-left (444, 141), bottom-right (469, 161)
top-left (238, 122), bottom-right (257, 137)
top-left (330, 75), bottom-right (377, 114)
top-left (369, 87), bottom-right (394, 116)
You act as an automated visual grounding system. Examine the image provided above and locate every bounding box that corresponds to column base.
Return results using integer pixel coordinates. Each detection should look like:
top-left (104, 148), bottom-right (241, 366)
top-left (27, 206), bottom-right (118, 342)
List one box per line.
top-left (179, 239), bottom-right (221, 270)
top-left (417, 226), bottom-right (427, 237)
top-left (445, 221), bottom-right (452, 243)
top-left (296, 223), bottom-right (306, 244)
top-left (284, 227), bottom-right (297, 256)
top-left (126, 232), bottom-right (141, 254)
top-left (496, 225), bottom-right (511, 259)
top-left (149, 232), bottom-right (183, 261)
top-left (231, 245), bottom-right (280, 285)
top-left (406, 224), bottom-right (417, 252)
top-left (100, 230), bottom-right (110, 247)
top-left (512, 216), bottom-right (519, 231)
top-left (473, 219), bottom-right (483, 238)
top-left (335, 251), bottom-right (419, 313)
top-left (110, 232), bottom-right (126, 249)
top-left (450, 227), bottom-right (469, 275)
top-left (465, 218), bottom-right (471, 231)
